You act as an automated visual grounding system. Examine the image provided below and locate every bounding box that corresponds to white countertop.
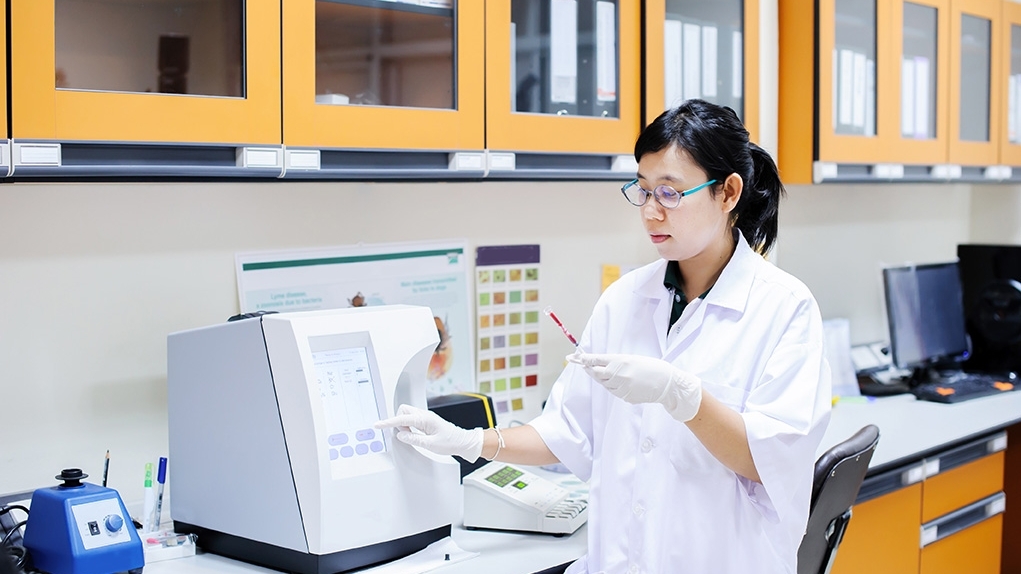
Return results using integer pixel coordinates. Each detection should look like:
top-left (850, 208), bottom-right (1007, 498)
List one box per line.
top-left (143, 522), bottom-right (586, 574)
top-left (144, 391), bottom-right (1021, 574)
top-left (819, 390), bottom-right (1021, 472)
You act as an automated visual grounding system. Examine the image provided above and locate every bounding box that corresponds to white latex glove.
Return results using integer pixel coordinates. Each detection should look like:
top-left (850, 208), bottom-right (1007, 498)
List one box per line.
top-left (374, 404), bottom-right (484, 462)
top-left (570, 353), bottom-right (703, 422)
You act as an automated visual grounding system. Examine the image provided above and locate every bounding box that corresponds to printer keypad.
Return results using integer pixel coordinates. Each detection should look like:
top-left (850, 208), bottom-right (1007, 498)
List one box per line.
top-left (545, 498), bottom-right (587, 519)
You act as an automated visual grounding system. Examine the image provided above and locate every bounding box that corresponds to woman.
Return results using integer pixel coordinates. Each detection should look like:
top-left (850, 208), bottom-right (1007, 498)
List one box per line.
top-left (377, 99), bottom-right (831, 573)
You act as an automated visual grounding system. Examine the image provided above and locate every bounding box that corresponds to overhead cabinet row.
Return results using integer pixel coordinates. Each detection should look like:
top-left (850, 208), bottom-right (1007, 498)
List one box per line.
top-left (24, 0), bottom-right (1020, 183)
top-left (780, 0), bottom-right (1021, 183)
top-left (7, 0), bottom-right (760, 178)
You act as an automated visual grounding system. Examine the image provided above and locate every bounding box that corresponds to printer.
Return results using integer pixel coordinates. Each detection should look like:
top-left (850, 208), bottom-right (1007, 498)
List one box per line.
top-left (167, 305), bottom-right (461, 574)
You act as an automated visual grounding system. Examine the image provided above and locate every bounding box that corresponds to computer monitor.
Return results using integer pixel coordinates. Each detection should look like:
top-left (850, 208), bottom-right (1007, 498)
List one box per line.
top-left (883, 262), bottom-right (969, 374)
top-left (957, 244), bottom-right (1021, 373)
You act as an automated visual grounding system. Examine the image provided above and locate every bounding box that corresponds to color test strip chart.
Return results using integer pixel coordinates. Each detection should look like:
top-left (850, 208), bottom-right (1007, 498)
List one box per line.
top-left (475, 245), bottom-right (542, 425)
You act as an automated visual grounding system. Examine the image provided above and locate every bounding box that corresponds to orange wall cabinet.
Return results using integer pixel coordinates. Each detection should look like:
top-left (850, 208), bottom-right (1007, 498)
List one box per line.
top-left (0, 2), bottom-right (8, 173)
top-left (948, 0), bottom-right (1003, 167)
top-left (998, 1), bottom-right (1021, 166)
top-left (780, 0), bottom-right (898, 184)
top-left (779, 0), bottom-right (1013, 184)
top-left (644, 0), bottom-right (759, 144)
top-left (890, 0), bottom-right (951, 166)
top-left (281, 0), bottom-right (484, 166)
top-left (484, 0), bottom-right (641, 176)
top-left (830, 432), bottom-right (1006, 574)
top-left (11, 1), bottom-right (281, 154)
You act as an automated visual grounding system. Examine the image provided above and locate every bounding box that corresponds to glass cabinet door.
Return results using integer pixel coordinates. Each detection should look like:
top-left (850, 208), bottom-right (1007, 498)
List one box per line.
top-left (0, 6), bottom-right (7, 142)
top-left (1000, 1), bottom-right (1021, 166)
top-left (949, 0), bottom-right (1001, 166)
top-left (817, 0), bottom-right (896, 163)
top-left (644, 0), bottom-right (758, 143)
top-left (11, 0), bottom-right (281, 144)
top-left (485, 0), bottom-right (640, 154)
top-left (511, 0), bottom-right (618, 118)
top-left (834, 0), bottom-right (878, 138)
top-left (282, 0), bottom-right (483, 150)
top-left (891, 0), bottom-right (949, 164)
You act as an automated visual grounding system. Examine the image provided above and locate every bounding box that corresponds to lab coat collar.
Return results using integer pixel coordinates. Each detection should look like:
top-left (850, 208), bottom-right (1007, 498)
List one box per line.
top-left (706, 231), bottom-right (756, 314)
top-left (633, 231), bottom-right (756, 316)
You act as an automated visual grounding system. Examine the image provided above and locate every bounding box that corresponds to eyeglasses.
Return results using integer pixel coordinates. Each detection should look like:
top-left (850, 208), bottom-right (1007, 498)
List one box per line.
top-left (620, 179), bottom-right (717, 209)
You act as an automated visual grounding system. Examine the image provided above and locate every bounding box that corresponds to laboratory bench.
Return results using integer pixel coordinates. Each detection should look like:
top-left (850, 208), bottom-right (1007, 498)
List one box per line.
top-left (144, 522), bottom-right (586, 574)
top-left (823, 390), bottom-right (1021, 574)
top-left (143, 390), bottom-right (1021, 574)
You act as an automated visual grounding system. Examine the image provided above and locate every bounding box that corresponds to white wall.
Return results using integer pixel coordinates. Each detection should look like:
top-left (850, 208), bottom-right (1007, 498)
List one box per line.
top-left (0, 180), bottom-right (654, 505)
top-left (970, 185), bottom-right (1021, 243)
top-left (779, 183), bottom-right (976, 344)
top-left (7, 0), bottom-right (1021, 519)
top-left (4, 178), bottom-right (1019, 510)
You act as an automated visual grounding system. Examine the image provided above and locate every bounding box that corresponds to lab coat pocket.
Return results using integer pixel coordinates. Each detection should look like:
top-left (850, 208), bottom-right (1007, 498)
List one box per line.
top-left (667, 382), bottom-right (750, 476)
top-left (668, 428), bottom-right (722, 476)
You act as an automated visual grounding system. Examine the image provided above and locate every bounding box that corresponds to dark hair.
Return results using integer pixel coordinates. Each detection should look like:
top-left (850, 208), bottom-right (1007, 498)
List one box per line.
top-left (634, 99), bottom-right (785, 254)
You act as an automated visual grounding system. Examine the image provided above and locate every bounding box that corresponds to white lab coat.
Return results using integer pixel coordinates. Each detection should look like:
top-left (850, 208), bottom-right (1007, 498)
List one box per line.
top-left (531, 232), bottom-right (832, 574)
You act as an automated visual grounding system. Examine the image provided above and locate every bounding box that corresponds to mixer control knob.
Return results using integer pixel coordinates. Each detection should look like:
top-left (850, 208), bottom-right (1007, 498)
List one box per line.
top-left (104, 514), bottom-right (124, 533)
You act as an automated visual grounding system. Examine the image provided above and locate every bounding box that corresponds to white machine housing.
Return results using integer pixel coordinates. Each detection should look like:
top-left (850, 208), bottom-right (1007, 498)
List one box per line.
top-left (167, 305), bottom-right (461, 573)
top-left (463, 462), bottom-right (587, 535)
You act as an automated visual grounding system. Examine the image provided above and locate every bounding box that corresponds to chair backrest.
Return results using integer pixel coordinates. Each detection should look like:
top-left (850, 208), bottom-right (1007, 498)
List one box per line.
top-left (797, 424), bottom-right (880, 574)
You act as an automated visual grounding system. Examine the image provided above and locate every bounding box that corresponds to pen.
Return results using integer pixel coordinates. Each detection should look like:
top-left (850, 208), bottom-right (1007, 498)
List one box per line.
top-left (142, 463), bottom-right (155, 532)
top-left (102, 450), bottom-right (110, 488)
top-left (153, 457), bottom-right (168, 531)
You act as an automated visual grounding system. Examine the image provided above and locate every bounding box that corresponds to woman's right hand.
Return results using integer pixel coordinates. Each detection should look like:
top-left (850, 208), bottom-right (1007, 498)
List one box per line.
top-left (375, 404), bottom-right (485, 462)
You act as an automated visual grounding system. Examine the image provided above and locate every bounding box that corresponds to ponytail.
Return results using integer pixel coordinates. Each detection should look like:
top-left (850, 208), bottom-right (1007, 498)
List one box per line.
top-left (734, 143), bottom-right (785, 255)
top-left (637, 100), bottom-right (787, 256)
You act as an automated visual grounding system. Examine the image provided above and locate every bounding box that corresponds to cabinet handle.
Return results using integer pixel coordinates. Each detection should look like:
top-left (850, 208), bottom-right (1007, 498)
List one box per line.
top-left (987, 432), bottom-right (1008, 454)
top-left (919, 491), bottom-right (1006, 547)
top-left (901, 462), bottom-right (926, 486)
top-left (924, 430), bottom-right (1008, 477)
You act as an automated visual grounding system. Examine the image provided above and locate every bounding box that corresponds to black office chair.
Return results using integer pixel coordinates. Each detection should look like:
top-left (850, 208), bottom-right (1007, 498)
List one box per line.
top-left (797, 424), bottom-right (880, 574)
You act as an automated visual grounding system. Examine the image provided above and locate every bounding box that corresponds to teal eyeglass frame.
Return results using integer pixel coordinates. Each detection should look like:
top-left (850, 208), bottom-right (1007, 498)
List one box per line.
top-left (620, 179), bottom-right (718, 209)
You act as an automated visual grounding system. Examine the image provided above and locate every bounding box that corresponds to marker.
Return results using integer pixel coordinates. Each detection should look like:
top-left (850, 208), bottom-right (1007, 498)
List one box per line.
top-left (153, 457), bottom-right (168, 531)
top-left (142, 463), bottom-right (155, 532)
top-left (102, 450), bottom-right (110, 488)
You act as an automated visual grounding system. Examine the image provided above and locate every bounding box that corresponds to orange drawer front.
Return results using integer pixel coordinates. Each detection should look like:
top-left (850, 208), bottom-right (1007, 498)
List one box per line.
top-left (830, 483), bottom-right (923, 574)
top-left (920, 514), bottom-right (1003, 574)
top-left (922, 452), bottom-right (1004, 523)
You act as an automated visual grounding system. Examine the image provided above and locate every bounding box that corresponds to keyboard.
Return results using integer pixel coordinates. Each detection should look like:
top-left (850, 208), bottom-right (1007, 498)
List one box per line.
top-left (911, 372), bottom-right (1019, 404)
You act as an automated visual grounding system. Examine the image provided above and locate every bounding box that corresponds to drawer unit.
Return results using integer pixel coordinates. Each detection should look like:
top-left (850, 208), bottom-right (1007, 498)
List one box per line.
top-left (830, 464), bottom-right (924, 574)
top-left (921, 451), bottom-right (1004, 523)
top-left (920, 495), bottom-right (1004, 574)
top-left (830, 431), bottom-right (1007, 573)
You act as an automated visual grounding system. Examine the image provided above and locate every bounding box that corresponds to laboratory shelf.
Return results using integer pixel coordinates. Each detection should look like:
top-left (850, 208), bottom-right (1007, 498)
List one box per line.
top-left (809, 162), bottom-right (1015, 184)
top-left (483, 152), bottom-right (638, 181)
top-left (280, 149), bottom-right (484, 180)
top-left (3, 142), bottom-right (642, 181)
top-left (9, 141), bottom-right (285, 179)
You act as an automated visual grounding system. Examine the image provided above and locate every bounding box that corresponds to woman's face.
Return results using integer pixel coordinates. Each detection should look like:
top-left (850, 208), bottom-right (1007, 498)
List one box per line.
top-left (637, 144), bottom-right (739, 263)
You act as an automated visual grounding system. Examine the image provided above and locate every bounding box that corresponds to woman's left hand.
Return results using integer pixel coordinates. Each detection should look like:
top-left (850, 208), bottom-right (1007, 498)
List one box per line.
top-left (570, 353), bottom-right (703, 422)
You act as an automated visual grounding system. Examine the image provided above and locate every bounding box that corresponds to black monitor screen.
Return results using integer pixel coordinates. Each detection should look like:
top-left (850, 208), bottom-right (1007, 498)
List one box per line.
top-left (883, 262), bottom-right (968, 369)
top-left (957, 244), bottom-right (1021, 373)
